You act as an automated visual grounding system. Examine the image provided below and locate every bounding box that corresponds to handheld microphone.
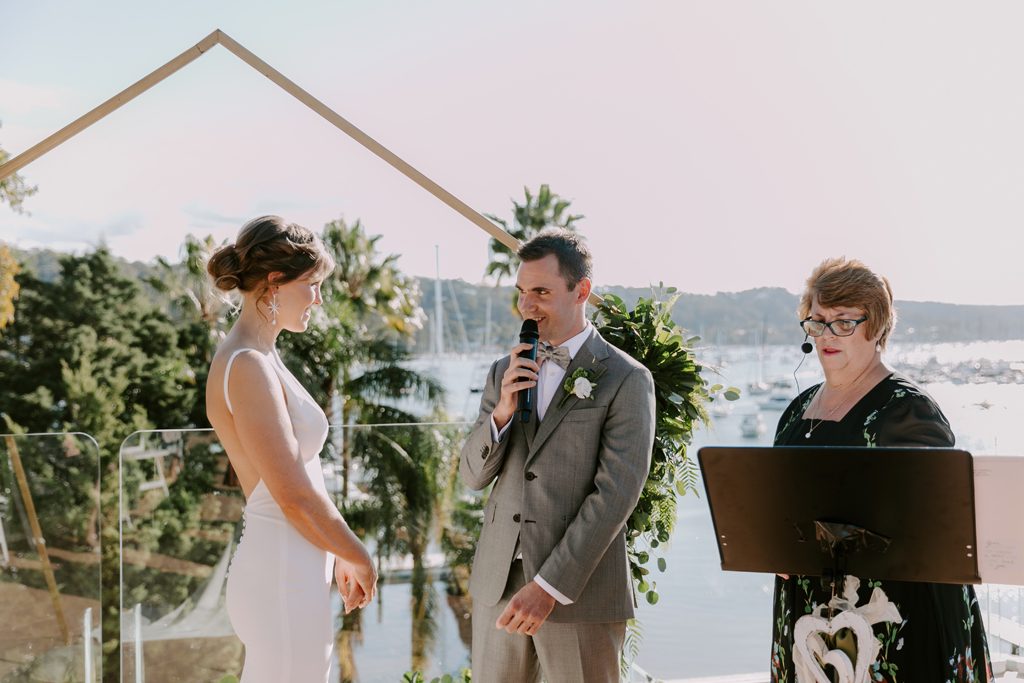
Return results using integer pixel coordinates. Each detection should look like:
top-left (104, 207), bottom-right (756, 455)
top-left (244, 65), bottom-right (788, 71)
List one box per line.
top-left (801, 334), bottom-right (813, 354)
top-left (517, 319), bottom-right (539, 423)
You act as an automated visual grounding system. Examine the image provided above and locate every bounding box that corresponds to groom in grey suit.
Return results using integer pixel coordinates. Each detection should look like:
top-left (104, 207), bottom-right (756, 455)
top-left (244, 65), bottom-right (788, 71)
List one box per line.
top-left (460, 229), bottom-right (656, 682)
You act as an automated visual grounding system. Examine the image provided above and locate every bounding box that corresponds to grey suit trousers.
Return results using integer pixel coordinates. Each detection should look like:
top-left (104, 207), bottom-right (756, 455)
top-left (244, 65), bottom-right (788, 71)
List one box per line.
top-left (471, 560), bottom-right (626, 683)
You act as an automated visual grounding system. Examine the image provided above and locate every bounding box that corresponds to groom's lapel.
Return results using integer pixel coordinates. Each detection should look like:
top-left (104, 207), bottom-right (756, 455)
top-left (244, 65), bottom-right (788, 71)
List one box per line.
top-left (528, 330), bottom-right (609, 460)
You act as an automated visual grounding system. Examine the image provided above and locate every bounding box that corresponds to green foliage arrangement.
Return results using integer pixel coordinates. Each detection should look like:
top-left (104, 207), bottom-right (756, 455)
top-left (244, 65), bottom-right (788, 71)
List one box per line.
top-left (592, 288), bottom-right (738, 604)
top-left (593, 288), bottom-right (738, 676)
top-left (402, 668), bottom-right (472, 683)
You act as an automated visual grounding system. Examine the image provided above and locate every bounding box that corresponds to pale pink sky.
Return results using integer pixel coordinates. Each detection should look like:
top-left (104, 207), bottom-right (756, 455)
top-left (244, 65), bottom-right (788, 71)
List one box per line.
top-left (2, 1), bottom-right (1023, 304)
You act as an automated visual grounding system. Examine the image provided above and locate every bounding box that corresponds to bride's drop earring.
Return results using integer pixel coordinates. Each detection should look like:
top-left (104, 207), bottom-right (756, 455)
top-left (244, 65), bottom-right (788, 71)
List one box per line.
top-left (875, 343), bottom-right (882, 353)
top-left (268, 289), bottom-right (280, 326)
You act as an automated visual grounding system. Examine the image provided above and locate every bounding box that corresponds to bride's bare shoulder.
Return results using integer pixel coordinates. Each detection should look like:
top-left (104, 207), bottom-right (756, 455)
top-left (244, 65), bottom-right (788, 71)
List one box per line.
top-left (207, 345), bottom-right (273, 409)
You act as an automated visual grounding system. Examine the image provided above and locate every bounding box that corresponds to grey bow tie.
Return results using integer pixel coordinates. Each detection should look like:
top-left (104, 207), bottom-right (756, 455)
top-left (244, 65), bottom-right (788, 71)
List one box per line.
top-left (537, 343), bottom-right (571, 370)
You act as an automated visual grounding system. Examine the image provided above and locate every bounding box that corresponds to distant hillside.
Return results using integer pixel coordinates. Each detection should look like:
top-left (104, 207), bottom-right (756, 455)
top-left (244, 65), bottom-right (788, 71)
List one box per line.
top-left (416, 280), bottom-right (1024, 352)
top-left (8, 248), bottom-right (1023, 350)
top-left (9, 246), bottom-right (174, 309)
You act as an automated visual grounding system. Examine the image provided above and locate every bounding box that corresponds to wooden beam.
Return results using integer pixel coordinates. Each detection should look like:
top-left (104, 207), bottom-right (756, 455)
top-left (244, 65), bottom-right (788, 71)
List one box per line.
top-left (217, 30), bottom-right (601, 304)
top-left (3, 435), bottom-right (71, 645)
top-left (0, 30), bottom-right (221, 182)
top-left (0, 28), bottom-right (602, 304)
top-left (214, 31), bottom-right (521, 253)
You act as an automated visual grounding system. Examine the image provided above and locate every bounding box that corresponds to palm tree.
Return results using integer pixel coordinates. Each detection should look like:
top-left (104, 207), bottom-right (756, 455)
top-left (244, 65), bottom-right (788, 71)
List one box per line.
top-left (349, 419), bottom-right (459, 673)
top-left (279, 218), bottom-right (443, 500)
top-left (484, 184), bottom-right (583, 285)
top-left (322, 218), bottom-right (423, 336)
top-left (274, 217), bottom-right (451, 677)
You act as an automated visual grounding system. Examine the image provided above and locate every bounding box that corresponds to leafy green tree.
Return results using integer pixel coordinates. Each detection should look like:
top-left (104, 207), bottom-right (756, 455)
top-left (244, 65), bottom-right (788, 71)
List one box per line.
top-left (277, 218), bottom-right (450, 679)
top-left (0, 249), bottom-right (193, 435)
top-left (280, 218), bottom-right (442, 497)
top-left (0, 244), bottom-right (18, 331)
top-left (484, 184), bottom-right (583, 285)
top-left (0, 243), bottom-right (19, 330)
top-left (146, 233), bottom-right (231, 426)
top-left (0, 248), bottom-right (194, 683)
top-left (0, 130), bottom-right (38, 214)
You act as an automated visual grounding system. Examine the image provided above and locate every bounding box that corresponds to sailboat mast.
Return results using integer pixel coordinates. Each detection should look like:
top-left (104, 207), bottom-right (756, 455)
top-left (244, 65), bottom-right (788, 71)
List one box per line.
top-left (484, 295), bottom-right (492, 350)
top-left (434, 245), bottom-right (444, 356)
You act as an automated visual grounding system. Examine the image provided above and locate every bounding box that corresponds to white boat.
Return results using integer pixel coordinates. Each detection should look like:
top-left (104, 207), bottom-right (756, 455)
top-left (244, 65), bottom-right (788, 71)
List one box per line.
top-left (759, 392), bottom-right (792, 411)
top-left (710, 401), bottom-right (733, 418)
top-left (747, 327), bottom-right (770, 395)
top-left (747, 380), bottom-right (771, 396)
top-left (740, 413), bottom-right (766, 438)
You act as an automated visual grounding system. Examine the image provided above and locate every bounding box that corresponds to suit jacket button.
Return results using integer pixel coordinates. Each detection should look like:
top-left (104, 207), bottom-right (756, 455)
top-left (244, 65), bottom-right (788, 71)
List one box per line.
top-left (513, 513), bottom-right (521, 523)
top-left (525, 472), bottom-right (536, 481)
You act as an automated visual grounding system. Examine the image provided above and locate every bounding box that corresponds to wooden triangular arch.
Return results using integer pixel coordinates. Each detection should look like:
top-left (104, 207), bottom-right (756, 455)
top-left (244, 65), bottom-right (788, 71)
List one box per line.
top-left (0, 29), bottom-right (525, 253)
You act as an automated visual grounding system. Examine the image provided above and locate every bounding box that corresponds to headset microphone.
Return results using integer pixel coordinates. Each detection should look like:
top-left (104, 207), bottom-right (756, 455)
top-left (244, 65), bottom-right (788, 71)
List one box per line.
top-left (792, 333), bottom-right (814, 394)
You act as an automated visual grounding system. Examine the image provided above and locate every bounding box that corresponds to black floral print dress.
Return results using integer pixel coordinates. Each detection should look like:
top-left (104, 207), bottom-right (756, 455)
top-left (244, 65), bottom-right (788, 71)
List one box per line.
top-left (769, 374), bottom-right (993, 683)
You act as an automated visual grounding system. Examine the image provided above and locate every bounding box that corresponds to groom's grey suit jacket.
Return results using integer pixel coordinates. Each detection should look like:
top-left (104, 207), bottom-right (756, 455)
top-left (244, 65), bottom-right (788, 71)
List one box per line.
top-left (459, 327), bottom-right (656, 623)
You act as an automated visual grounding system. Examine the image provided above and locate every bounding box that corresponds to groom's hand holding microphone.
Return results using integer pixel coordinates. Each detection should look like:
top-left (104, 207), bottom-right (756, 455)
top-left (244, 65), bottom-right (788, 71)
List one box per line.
top-left (492, 319), bottom-right (541, 430)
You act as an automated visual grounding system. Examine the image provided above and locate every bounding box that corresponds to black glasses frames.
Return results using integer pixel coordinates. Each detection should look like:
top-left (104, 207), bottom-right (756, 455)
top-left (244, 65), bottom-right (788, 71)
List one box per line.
top-left (800, 317), bottom-right (869, 338)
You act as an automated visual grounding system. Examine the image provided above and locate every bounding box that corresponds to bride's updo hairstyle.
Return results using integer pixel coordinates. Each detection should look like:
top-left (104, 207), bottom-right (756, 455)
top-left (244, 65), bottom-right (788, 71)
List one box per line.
top-left (207, 216), bottom-right (335, 310)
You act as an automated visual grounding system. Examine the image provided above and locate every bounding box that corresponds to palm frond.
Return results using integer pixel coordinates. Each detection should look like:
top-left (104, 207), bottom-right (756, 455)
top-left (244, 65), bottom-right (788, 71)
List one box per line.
top-left (347, 366), bottom-right (444, 407)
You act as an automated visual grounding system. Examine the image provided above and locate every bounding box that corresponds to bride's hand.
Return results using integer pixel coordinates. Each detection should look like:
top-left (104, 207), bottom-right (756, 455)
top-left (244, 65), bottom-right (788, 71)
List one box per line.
top-left (335, 555), bottom-right (377, 612)
top-left (334, 562), bottom-right (362, 614)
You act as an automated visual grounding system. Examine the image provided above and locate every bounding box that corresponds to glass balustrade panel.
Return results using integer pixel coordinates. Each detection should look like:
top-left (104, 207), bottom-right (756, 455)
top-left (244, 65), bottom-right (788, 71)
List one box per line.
top-left (0, 432), bottom-right (101, 683)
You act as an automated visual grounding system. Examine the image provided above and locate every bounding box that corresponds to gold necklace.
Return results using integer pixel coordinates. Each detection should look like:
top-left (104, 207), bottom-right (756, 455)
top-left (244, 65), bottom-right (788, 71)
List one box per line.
top-left (803, 390), bottom-right (847, 439)
top-left (803, 366), bottom-right (874, 439)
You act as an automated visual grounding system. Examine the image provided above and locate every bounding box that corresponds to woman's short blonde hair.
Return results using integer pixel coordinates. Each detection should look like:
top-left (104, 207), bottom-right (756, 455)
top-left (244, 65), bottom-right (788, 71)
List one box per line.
top-left (798, 257), bottom-right (897, 348)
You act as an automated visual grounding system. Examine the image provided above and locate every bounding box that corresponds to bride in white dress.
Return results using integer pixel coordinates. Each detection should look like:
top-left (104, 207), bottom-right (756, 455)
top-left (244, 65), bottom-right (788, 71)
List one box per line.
top-left (205, 216), bottom-right (377, 683)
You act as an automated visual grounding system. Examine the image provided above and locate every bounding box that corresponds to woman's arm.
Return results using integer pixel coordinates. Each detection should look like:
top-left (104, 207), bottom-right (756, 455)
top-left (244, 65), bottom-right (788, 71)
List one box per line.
top-left (228, 351), bottom-right (375, 599)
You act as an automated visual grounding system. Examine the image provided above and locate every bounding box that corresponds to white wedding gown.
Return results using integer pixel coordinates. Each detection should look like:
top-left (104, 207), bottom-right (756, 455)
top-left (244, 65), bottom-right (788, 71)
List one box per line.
top-left (222, 348), bottom-right (334, 683)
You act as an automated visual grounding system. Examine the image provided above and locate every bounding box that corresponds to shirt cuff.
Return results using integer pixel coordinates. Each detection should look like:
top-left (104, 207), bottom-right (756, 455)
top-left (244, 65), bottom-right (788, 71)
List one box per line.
top-left (534, 574), bottom-right (573, 605)
top-left (489, 414), bottom-right (512, 443)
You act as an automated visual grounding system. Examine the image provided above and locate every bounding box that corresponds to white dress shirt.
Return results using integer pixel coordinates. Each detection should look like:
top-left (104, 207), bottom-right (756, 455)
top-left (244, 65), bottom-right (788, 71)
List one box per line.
top-left (488, 322), bottom-right (592, 605)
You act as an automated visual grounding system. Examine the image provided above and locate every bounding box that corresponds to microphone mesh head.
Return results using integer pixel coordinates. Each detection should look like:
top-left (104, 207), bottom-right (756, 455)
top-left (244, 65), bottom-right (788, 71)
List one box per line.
top-left (520, 318), bottom-right (539, 339)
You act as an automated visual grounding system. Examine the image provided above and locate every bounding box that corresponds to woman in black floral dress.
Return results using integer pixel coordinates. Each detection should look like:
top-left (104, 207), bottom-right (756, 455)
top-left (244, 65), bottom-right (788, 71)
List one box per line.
top-left (769, 257), bottom-right (992, 683)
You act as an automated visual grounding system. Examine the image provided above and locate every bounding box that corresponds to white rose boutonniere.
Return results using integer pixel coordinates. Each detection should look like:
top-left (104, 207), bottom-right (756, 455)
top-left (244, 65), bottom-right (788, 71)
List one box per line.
top-left (559, 368), bottom-right (598, 408)
top-left (572, 376), bottom-right (593, 399)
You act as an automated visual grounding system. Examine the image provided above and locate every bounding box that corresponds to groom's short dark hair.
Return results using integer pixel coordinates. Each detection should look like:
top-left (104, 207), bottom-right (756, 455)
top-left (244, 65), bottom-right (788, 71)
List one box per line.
top-left (518, 228), bottom-right (592, 290)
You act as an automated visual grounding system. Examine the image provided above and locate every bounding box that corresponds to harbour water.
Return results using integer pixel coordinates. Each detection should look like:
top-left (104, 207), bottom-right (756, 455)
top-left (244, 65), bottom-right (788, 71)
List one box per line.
top-left (352, 340), bottom-right (1024, 680)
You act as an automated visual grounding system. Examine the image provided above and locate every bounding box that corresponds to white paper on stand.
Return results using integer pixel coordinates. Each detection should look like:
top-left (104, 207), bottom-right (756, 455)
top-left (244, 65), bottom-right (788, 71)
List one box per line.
top-left (974, 455), bottom-right (1024, 586)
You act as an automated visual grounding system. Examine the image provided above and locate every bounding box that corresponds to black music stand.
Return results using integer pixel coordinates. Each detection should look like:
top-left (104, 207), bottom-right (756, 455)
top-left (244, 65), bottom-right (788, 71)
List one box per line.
top-left (697, 446), bottom-right (980, 585)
